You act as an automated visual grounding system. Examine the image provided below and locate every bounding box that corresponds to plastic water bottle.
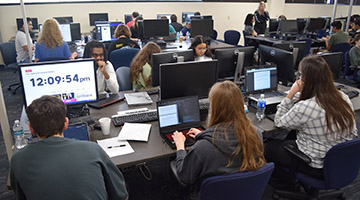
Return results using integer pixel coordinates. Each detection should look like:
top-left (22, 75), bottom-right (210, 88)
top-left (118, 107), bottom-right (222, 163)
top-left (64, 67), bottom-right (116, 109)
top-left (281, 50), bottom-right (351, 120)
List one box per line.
top-left (81, 35), bottom-right (85, 44)
top-left (13, 120), bottom-right (27, 150)
top-left (256, 94), bottom-right (266, 121)
top-left (244, 105), bottom-right (249, 114)
top-left (186, 31), bottom-right (190, 41)
top-left (87, 34), bottom-right (92, 42)
top-left (176, 32), bottom-right (181, 42)
top-left (138, 39), bottom-right (142, 49)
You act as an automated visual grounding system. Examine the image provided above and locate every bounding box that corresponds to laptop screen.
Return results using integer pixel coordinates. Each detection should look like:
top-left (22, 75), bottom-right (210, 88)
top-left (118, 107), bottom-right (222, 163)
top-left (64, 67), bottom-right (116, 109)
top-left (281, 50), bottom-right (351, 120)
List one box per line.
top-left (245, 65), bottom-right (278, 94)
top-left (157, 96), bottom-right (200, 129)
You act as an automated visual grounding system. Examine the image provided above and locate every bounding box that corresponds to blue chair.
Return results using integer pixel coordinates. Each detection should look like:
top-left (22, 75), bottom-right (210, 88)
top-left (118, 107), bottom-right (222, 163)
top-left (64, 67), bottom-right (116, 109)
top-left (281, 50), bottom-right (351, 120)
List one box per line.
top-left (200, 163), bottom-right (274, 200)
top-left (0, 42), bottom-right (20, 94)
top-left (243, 30), bottom-right (249, 46)
top-left (273, 138), bottom-right (360, 200)
top-left (331, 42), bottom-right (351, 55)
top-left (212, 29), bottom-right (218, 40)
top-left (109, 48), bottom-right (139, 71)
top-left (224, 30), bottom-right (241, 46)
top-left (297, 38), bottom-right (312, 56)
top-left (115, 67), bottom-right (132, 91)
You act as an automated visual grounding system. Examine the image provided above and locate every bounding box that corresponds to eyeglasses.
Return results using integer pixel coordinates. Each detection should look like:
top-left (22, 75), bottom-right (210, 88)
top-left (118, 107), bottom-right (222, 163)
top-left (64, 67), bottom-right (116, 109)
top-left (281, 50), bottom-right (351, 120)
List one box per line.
top-left (91, 53), bottom-right (104, 58)
top-left (196, 47), bottom-right (207, 51)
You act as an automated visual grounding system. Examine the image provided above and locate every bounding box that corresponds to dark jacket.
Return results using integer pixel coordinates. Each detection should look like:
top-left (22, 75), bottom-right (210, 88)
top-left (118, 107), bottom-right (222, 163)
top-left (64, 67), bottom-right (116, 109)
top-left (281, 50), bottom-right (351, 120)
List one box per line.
top-left (171, 22), bottom-right (183, 32)
top-left (254, 10), bottom-right (270, 34)
top-left (107, 37), bottom-right (140, 58)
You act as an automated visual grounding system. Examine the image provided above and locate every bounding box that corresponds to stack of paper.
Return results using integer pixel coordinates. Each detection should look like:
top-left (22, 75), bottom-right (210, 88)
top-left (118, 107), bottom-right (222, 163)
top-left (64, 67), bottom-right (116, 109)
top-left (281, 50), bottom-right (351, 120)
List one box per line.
top-left (97, 138), bottom-right (134, 158)
top-left (124, 92), bottom-right (153, 106)
top-left (118, 123), bottom-right (152, 142)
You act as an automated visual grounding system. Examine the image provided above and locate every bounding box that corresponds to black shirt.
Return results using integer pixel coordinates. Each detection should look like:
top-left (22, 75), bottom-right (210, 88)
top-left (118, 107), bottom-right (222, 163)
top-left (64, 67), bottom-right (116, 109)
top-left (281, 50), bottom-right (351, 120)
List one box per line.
top-left (171, 22), bottom-right (183, 32)
top-left (107, 37), bottom-right (140, 58)
top-left (254, 10), bottom-right (270, 34)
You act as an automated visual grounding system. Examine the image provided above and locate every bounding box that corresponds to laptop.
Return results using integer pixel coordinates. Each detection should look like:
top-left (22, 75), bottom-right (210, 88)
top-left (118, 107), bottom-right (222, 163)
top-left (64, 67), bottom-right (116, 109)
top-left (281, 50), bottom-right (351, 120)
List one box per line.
top-left (88, 93), bottom-right (125, 109)
top-left (245, 65), bottom-right (285, 105)
top-left (156, 96), bottom-right (205, 149)
top-left (64, 123), bottom-right (90, 141)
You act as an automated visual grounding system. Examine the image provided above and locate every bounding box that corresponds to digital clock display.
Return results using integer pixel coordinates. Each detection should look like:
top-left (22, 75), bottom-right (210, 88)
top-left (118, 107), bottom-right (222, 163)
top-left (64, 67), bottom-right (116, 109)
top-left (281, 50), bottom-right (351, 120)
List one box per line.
top-left (20, 59), bottom-right (98, 107)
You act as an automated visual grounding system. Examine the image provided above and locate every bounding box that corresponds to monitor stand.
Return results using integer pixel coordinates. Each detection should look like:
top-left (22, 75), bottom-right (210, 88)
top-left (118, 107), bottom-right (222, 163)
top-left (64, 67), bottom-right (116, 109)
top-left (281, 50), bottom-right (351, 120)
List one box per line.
top-left (66, 104), bottom-right (90, 119)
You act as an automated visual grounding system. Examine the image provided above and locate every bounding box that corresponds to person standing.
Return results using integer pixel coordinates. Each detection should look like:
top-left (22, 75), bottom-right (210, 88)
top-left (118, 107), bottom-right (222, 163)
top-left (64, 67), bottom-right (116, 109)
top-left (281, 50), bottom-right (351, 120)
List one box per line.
top-left (170, 14), bottom-right (183, 32)
top-left (126, 11), bottom-right (139, 28)
top-left (254, 1), bottom-right (270, 34)
top-left (15, 17), bottom-right (33, 63)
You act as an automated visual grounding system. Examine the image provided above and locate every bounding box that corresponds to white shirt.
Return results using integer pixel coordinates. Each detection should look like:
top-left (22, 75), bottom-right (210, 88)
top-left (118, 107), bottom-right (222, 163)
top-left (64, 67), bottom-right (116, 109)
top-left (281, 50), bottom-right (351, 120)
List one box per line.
top-left (15, 30), bottom-right (33, 63)
top-left (195, 55), bottom-right (212, 62)
top-left (96, 61), bottom-right (119, 94)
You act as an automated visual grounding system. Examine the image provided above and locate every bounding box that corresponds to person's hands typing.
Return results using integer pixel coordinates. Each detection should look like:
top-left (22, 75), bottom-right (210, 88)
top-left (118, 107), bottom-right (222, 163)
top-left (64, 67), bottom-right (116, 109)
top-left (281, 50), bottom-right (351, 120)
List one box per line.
top-left (172, 131), bottom-right (186, 151)
top-left (187, 128), bottom-right (201, 138)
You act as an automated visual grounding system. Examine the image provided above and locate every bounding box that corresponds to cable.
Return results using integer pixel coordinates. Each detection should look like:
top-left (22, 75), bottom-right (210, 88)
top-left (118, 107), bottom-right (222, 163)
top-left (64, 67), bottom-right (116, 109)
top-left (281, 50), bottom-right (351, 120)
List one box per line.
top-left (137, 162), bottom-right (152, 181)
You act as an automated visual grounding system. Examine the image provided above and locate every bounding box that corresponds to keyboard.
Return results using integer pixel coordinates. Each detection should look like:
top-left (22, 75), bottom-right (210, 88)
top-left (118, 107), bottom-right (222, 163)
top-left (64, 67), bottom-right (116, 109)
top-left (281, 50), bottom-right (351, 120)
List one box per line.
top-left (345, 90), bottom-right (359, 99)
top-left (199, 100), bottom-right (210, 111)
top-left (69, 115), bottom-right (95, 125)
top-left (112, 109), bottom-right (158, 127)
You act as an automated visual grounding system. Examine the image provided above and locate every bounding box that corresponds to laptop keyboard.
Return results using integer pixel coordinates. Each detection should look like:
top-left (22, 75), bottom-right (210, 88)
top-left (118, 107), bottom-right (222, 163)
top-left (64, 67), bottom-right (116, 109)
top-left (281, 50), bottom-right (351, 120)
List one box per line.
top-left (69, 115), bottom-right (95, 125)
top-left (112, 110), bottom-right (158, 127)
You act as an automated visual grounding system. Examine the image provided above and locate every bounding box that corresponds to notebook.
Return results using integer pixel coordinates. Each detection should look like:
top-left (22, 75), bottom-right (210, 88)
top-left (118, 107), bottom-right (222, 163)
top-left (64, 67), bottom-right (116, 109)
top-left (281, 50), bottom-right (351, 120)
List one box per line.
top-left (156, 96), bottom-right (205, 149)
top-left (88, 93), bottom-right (125, 109)
top-left (245, 65), bottom-right (285, 105)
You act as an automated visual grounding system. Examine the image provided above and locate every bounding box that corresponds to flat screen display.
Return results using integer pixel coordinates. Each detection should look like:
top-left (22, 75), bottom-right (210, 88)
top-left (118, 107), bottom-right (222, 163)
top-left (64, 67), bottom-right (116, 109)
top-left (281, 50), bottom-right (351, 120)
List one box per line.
top-left (19, 59), bottom-right (98, 107)
top-left (96, 21), bottom-right (123, 42)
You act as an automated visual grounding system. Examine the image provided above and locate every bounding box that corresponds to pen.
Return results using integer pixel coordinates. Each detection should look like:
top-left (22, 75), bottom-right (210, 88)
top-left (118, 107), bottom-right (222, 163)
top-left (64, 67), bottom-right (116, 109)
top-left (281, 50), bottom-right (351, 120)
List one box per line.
top-left (107, 144), bottom-right (126, 149)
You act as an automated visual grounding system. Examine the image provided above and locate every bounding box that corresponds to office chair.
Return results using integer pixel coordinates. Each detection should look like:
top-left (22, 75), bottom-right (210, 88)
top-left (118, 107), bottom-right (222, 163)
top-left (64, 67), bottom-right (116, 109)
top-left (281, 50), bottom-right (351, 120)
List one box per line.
top-left (331, 42), bottom-right (351, 55)
top-left (297, 38), bottom-right (312, 56)
top-left (273, 138), bottom-right (360, 200)
top-left (212, 29), bottom-right (218, 40)
top-left (109, 48), bottom-right (139, 71)
top-left (0, 42), bottom-right (20, 94)
top-left (170, 161), bottom-right (274, 200)
top-left (224, 30), bottom-right (241, 46)
top-left (243, 30), bottom-right (249, 46)
top-left (344, 51), bottom-right (360, 84)
top-left (37, 56), bottom-right (69, 62)
top-left (115, 67), bottom-right (132, 91)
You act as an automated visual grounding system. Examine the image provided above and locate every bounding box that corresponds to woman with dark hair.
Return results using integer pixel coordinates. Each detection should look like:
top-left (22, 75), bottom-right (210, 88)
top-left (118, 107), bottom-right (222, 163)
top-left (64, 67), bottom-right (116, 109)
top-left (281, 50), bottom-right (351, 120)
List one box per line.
top-left (130, 42), bottom-right (161, 90)
top-left (130, 16), bottom-right (143, 39)
top-left (83, 41), bottom-right (119, 93)
top-left (254, 1), bottom-right (270, 34)
top-left (265, 56), bottom-right (357, 186)
top-left (189, 35), bottom-right (213, 61)
top-left (244, 13), bottom-right (257, 36)
top-left (172, 81), bottom-right (266, 199)
top-left (107, 24), bottom-right (140, 57)
top-left (35, 18), bottom-right (77, 61)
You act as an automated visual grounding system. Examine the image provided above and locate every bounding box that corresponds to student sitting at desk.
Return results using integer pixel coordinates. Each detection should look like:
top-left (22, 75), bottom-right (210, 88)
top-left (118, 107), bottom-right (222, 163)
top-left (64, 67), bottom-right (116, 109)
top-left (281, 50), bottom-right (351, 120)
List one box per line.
top-left (181, 21), bottom-right (191, 37)
top-left (107, 24), bottom-right (140, 57)
top-left (244, 14), bottom-right (257, 37)
top-left (130, 42), bottom-right (161, 90)
top-left (35, 18), bottom-right (77, 62)
top-left (15, 17), bottom-right (34, 64)
top-left (10, 96), bottom-right (128, 200)
top-left (130, 16), bottom-right (143, 39)
top-left (172, 81), bottom-right (266, 199)
top-left (170, 14), bottom-right (183, 32)
top-left (83, 41), bottom-right (119, 93)
top-left (321, 21), bottom-right (349, 51)
top-left (349, 34), bottom-right (360, 80)
top-left (265, 56), bottom-right (357, 188)
top-left (189, 35), bottom-right (213, 61)
top-left (161, 16), bottom-right (176, 33)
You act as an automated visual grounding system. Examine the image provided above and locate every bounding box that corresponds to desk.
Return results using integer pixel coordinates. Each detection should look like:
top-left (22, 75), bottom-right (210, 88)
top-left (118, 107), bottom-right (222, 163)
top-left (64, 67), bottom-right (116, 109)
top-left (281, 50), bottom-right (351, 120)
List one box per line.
top-left (245, 35), bottom-right (325, 48)
top-left (163, 40), bottom-right (234, 52)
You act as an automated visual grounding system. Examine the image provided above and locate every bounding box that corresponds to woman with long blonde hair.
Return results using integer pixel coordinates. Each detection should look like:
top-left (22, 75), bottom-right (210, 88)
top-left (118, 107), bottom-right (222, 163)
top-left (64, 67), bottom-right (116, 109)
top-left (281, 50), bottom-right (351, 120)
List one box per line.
top-left (35, 18), bottom-right (76, 61)
top-left (172, 81), bottom-right (265, 198)
top-left (129, 42), bottom-right (161, 90)
top-left (254, 1), bottom-right (270, 34)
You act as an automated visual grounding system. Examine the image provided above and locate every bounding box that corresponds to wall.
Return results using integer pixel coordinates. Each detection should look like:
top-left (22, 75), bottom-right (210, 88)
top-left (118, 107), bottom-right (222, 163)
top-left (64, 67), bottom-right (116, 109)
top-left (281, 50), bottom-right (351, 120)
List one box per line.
top-left (0, 0), bottom-right (359, 45)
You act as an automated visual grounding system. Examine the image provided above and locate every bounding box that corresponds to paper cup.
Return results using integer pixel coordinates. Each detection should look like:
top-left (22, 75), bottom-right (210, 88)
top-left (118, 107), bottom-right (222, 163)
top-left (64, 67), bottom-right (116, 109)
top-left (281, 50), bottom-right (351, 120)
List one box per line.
top-left (99, 117), bottom-right (111, 135)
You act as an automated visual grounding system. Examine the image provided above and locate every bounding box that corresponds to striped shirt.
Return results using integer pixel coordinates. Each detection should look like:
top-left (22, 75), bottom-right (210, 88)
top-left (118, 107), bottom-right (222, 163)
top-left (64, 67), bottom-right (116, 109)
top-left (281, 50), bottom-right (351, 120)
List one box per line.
top-left (274, 92), bottom-right (358, 168)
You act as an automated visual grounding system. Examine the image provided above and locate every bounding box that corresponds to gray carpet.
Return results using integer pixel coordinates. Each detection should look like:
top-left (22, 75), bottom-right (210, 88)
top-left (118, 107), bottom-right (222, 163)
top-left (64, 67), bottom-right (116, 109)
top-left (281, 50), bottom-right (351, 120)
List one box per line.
top-left (0, 64), bottom-right (359, 200)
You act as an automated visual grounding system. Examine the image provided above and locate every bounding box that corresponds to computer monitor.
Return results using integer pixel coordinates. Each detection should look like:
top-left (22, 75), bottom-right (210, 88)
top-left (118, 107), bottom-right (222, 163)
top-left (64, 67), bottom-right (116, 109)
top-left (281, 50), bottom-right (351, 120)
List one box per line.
top-left (306, 18), bottom-right (326, 33)
top-left (297, 18), bottom-right (307, 35)
top-left (190, 15), bottom-right (212, 20)
top-left (190, 19), bottom-right (213, 38)
top-left (19, 59), bottom-right (98, 107)
top-left (278, 20), bottom-right (298, 35)
top-left (53, 16), bottom-right (73, 24)
top-left (70, 23), bottom-right (81, 41)
top-left (89, 13), bottom-right (109, 26)
top-left (16, 18), bottom-right (38, 30)
top-left (182, 12), bottom-right (195, 23)
top-left (269, 19), bottom-right (279, 32)
top-left (151, 50), bottom-right (194, 87)
top-left (273, 41), bottom-right (307, 69)
top-left (159, 60), bottom-right (218, 100)
top-left (157, 14), bottom-right (172, 24)
top-left (95, 21), bottom-right (123, 42)
top-left (318, 52), bottom-right (343, 80)
top-left (214, 46), bottom-right (256, 80)
top-left (142, 19), bottom-right (169, 38)
top-left (258, 45), bottom-right (294, 86)
top-left (58, 24), bottom-right (72, 43)
top-left (124, 14), bottom-right (133, 24)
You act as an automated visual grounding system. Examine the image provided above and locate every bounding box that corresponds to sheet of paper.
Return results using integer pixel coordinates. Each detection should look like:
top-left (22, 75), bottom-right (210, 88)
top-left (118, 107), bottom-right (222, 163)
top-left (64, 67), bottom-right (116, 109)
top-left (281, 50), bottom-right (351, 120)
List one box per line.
top-left (118, 123), bottom-right (151, 142)
top-left (97, 137), bottom-right (134, 158)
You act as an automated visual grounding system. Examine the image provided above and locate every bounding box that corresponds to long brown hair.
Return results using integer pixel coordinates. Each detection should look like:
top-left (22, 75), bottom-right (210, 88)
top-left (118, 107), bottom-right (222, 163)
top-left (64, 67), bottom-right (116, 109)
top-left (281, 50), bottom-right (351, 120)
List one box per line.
top-left (208, 81), bottom-right (265, 171)
top-left (114, 24), bottom-right (131, 38)
top-left (130, 42), bottom-right (161, 87)
top-left (299, 56), bottom-right (355, 135)
top-left (38, 18), bottom-right (63, 49)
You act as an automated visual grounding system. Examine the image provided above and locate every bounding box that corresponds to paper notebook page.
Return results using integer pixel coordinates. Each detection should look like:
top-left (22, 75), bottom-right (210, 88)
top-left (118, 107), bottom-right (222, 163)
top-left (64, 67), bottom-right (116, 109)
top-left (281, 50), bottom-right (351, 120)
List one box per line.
top-left (97, 138), bottom-right (134, 158)
top-left (118, 122), bottom-right (151, 142)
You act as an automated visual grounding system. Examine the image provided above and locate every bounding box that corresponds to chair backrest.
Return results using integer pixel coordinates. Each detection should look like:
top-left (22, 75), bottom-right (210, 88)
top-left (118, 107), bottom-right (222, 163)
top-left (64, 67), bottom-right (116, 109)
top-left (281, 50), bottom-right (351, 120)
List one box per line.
top-left (344, 51), bottom-right (353, 76)
top-left (318, 52), bottom-right (343, 80)
top-left (243, 30), bottom-right (249, 46)
top-left (331, 42), bottom-right (351, 55)
top-left (200, 162), bottom-right (274, 200)
top-left (116, 67), bottom-right (132, 91)
top-left (109, 48), bottom-right (139, 71)
top-left (296, 38), bottom-right (312, 56)
top-left (0, 42), bottom-right (17, 66)
top-left (224, 30), bottom-right (241, 46)
top-left (37, 56), bottom-right (69, 62)
top-left (212, 29), bottom-right (218, 40)
top-left (323, 138), bottom-right (360, 189)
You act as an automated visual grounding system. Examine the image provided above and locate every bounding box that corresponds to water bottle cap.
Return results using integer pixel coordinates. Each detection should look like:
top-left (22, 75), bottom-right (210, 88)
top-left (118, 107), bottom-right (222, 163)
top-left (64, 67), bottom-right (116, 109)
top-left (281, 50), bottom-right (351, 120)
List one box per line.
top-left (15, 120), bottom-right (20, 123)
top-left (260, 94), bottom-right (265, 98)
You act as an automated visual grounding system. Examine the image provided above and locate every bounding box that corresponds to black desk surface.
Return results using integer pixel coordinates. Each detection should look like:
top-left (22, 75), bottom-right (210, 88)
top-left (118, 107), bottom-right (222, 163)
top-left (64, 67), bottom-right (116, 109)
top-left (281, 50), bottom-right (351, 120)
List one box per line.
top-left (245, 35), bottom-right (325, 48)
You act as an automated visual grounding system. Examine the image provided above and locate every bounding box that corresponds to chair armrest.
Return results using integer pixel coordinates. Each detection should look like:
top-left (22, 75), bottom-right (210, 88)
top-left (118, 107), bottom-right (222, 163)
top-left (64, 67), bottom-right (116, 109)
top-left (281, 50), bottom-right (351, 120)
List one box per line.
top-left (284, 143), bottom-right (311, 164)
top-left (170, 160), bottom-right (187, 187)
